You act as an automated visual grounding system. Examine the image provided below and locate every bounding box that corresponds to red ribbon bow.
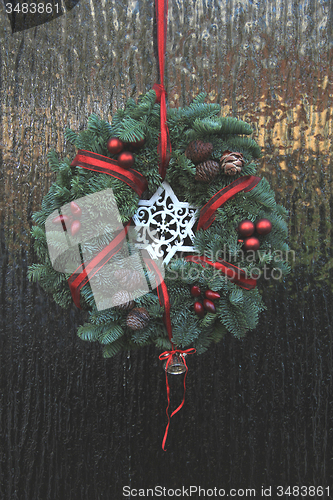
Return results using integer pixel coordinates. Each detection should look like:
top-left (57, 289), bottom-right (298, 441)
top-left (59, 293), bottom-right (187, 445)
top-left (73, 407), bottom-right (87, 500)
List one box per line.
top-left (158, 348), bottom-right (196, 450)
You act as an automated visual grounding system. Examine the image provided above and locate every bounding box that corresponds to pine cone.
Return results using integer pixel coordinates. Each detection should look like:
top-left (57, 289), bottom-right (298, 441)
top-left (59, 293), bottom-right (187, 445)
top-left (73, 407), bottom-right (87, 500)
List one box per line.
top-left (220, 150), bottom-right (244, 176)
top-left (185, 140), bottom-right (213, 164)
top-left (113, 268), bottom-right (144, 291)
top-left (195, 160), bottom-right (220, 182)
top-left (111, 290), bottom-right (134, 310)
top-left (126, 307), bottom-right (150, 330)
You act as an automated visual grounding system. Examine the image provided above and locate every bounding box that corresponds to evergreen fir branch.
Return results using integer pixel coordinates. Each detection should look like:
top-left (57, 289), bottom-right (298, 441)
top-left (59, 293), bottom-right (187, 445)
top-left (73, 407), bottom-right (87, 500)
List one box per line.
top-left (78, 322), bottom-right (103, 341)
top-left (276, 203), bottom-right (288, 217)
top-left (53, 288), bottom-right (73, 308)
top-left (167, 101), bottom-right (220, 130)
top-left (89, 307), bottom-right (122, 325)
top-left (217, 296), bottom-right (249, 337)
top-left (31, 210), bottom-right (47, 226)
top-left (257, 250), bottom-right (274, 265)
top-left (192, 116), bottom-right (253, 136)
top-left (130, 327), bottom-right (151, 345)
top-left (79, 284), bottom-right (96, 308)
top-left (27, 263), bottom-right (48, 282)
top-left (47, 150), bottom-right (61, 172)
top-left (117, 117), bottom-right (146, 142)
top-left (193, 329), bottom-right (214, 354)
top-left (99, 323), bottom-right (124, 344)
top-left (134, 292), bottom-right (161, 309)
top-left (64, 128), bottom-right (78, 145)
top-left (154, 337), bottom-right (173, 350)
top-left (229, 288), bottom-right (244, 306)
top-left (87, 113), bottom-right (102, 133)
top-left (241, 162), bottom-right (257, 176)
top-left (191, 92), bottom-right (208, 104)
top-left (127, 90), bottom-right (157, 120)
top-left (220, 136), bottom-right (262, 158)
top-left (201, 312), bottom-right (217, 326)
top-left (207, 274), bottom-right (229, 292)
top-left (245, 178), bottom-right (277, 208)
top-left (102, 337), bottom-right (127, 358)
top-left (74, 130), bottom-right (95, 151)
top-left (192, 117), bottom-right (224, 134)
top-left (99, 120), bottom-right (113, 142)
top-left (209, 322), bottom-right (228, 343)
top-left (218, 116), bottom-right (253, 135)
top-left (170, 310), bottom-right (201, 347)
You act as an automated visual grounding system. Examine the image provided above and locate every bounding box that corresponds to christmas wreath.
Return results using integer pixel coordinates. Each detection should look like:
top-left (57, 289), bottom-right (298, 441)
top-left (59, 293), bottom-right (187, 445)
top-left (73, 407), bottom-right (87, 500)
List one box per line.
top-left (29, 89), bottom-right (290, 359)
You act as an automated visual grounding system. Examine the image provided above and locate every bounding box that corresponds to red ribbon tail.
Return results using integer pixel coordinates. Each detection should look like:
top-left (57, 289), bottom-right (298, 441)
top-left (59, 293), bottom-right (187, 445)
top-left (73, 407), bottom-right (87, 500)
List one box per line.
top-left (159, 349), bottom-right (195, 451)
top-left (162, 356), bottom-right (172, 451)
top-left (170, 355), bottom-right (188, 417)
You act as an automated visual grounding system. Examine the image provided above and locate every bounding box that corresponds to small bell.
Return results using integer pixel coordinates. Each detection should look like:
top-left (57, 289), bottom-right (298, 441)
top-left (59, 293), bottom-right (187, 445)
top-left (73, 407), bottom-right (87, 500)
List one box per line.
top-left (163, 354), bottom-right (187, 375)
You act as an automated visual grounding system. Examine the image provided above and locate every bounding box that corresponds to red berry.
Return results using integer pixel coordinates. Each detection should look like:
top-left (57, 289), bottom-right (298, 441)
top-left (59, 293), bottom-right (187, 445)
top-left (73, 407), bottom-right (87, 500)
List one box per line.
top-left (52, 214), bottom-right (70, 225)
top-left (118, 151), bottom-right (135, 169)
top-left (191, 285), bottom-right (201, 297)
top-left (70, 201), bottom-right (82, 217)
top-left (107, 137), bottom-right (124, 155)
top-left (205, 290), bottom-right (220, 301)
top-left (243, 236), bottom-right (260, 251)
top-left (70, 220), bottom-right (81, 236)
top-left (255, 218), bottom-right (272, 235)
top-left (238, 220), bottom-right (255, 237)
top-left (194, 302), bottom-right (205, 317)
top-left (203, 299), bottom-right (216, 313)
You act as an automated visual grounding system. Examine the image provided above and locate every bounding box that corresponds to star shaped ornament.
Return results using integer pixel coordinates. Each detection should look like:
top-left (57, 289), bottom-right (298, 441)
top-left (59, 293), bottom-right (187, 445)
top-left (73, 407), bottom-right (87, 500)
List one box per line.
top-left (132, 182), bottom-right (198, 265)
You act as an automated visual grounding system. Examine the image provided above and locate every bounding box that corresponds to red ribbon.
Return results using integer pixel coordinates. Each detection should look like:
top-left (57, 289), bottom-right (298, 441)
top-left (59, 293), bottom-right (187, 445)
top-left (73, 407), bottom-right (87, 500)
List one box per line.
top-left (185, 255), bottom-right (257, 290)
top-left (197, 176), bottom-right (261, 231)
top-left (158, 348), bottom-right (196, 450)
top-left (68, 222), bottom-right (131, 308)
top-left (143, 256), bottom-right (173, 346)
top-left (144, 257), bottom-right (197, 450)
top-left (70, 149), bottom-right (148, 197)
top-left (153, 0), bottom-right (171, 180)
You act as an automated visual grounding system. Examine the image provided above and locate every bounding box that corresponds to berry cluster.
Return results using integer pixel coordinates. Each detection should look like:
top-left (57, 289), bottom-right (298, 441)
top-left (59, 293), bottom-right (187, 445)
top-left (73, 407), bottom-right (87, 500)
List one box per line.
top-left (52, 201), bottom-right (82, 236)
top-left (237, 218), bottom-right (272, 251)
top-left (190, 285), bottom-right (220, 317)
top-left (107, 136), bottom-right (146, 169)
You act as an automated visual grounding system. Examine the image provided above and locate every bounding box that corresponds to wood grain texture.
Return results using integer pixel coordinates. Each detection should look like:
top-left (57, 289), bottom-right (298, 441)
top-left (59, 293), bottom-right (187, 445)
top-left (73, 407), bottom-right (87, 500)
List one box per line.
top-left (1, 1), bottom-right (333, 498)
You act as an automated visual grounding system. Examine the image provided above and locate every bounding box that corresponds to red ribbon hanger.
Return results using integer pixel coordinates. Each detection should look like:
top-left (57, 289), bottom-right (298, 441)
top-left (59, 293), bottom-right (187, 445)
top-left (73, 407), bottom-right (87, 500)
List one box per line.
top-left (65, 0), bottom-right (264, 451)
top-left (153, 0), bottom-right (171, 180)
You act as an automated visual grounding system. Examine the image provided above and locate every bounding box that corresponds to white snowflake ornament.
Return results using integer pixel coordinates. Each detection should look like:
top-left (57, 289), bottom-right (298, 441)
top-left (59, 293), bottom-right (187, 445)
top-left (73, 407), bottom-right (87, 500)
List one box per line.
top-left (132, 182), bottom-right (198, 265)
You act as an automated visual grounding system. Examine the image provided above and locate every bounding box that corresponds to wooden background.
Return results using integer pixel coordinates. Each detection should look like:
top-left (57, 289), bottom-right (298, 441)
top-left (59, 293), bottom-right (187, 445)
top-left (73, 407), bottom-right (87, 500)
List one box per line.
top-left (1, 0), bottom-right (333, 498)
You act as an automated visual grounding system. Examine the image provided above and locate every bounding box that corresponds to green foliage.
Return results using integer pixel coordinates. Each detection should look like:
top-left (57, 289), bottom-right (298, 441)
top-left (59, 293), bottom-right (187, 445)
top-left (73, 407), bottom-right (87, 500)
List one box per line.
top-left (29, 90), bottom-right (289, 358)
top-left (102, 337), bottom-right (127, 358)
top-left (191, 116), bottom-right (253, 136)
top-left (78, 323), bottom-right (103, 342)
